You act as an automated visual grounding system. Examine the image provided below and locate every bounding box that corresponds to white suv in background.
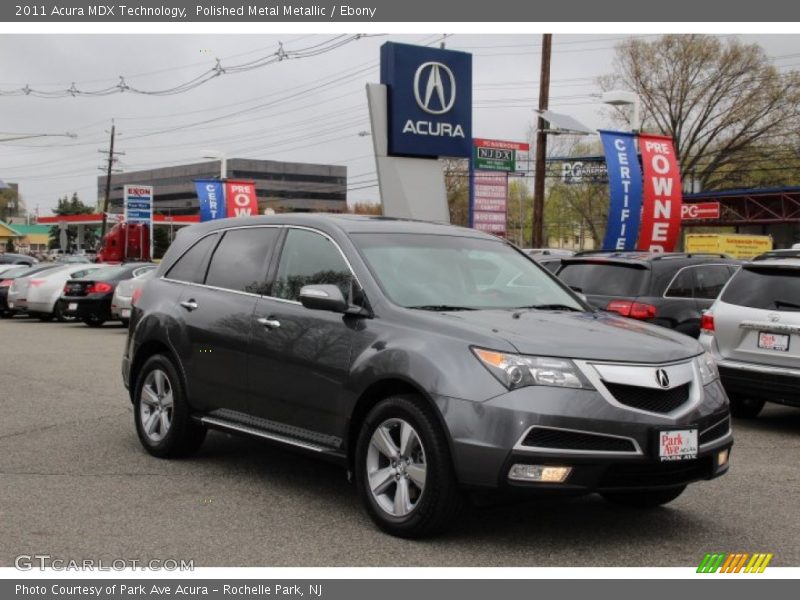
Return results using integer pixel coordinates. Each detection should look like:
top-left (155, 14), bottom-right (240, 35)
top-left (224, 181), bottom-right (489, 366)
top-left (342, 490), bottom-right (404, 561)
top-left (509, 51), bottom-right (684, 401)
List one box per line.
top-left (700, 258), bottom-right (800, 418)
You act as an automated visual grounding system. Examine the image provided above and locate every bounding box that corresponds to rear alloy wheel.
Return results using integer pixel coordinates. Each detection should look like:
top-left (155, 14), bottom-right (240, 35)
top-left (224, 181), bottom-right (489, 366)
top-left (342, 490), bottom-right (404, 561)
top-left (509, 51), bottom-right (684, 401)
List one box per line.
top-left (133, 354), bottom-right (206, 458)
top-left (601, 485), bottom-right (687, 508)
top-left (355, 395), bottom-right (462, 538)
top-left (83, 314), bottom-right (106, 327)
top-left (53, 300), bottom-right (75, 322)
top-left (729, 395), bottom-right (765, 419)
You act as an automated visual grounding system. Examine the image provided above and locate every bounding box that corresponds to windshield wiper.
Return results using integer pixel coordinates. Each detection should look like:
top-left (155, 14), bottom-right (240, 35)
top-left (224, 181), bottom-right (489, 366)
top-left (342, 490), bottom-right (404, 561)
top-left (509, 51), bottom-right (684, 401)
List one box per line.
top-left (516, 304), bottom-right (583, 312)
top-left (774, 299), bottom-right (800, 311)
top-left (407, 305), bottom-right (477, 312)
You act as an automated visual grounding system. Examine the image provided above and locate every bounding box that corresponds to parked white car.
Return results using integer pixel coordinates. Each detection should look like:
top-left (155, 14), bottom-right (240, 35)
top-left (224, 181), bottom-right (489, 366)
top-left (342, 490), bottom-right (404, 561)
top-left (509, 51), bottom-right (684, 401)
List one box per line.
top-left (10, 263), bottom-right (106, 321)
top-left (699, 258), bottom-right (800, 418)
top-left (111, 267), bottom-right (156, 325)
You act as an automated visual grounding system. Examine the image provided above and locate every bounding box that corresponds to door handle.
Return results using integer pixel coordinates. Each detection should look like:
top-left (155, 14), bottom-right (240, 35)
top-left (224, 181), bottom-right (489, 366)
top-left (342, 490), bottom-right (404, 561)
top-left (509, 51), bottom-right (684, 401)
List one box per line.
top-left (256, 317), bottom-right (281, 329)
top-left (180, 300), bottom-right (199, 311)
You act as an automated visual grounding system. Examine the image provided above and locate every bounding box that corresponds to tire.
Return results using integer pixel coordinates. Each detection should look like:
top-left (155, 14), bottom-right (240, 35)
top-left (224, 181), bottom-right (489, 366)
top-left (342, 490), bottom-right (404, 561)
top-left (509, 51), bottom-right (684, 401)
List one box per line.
top-left (729, 395), bottom-right (765, 419)
top-left (355, 394), bottom-right (462, 538)
top-left (601, 485), bottom-right (687, 508)
top-left (83, 315), bottom-right (106, 327)
top-left (120, 318), bottom-right (130, 328)
top-left (133, 354), bottom-right (206, 458)
top-left (0, 310), bottom-right (11, 319)
top-left (53, 301), bottom-right (74, 323)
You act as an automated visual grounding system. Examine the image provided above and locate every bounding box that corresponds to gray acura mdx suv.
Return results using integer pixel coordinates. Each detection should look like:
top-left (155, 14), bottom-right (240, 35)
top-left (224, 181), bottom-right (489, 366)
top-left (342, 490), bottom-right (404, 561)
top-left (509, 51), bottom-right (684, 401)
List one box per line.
top-left (122, 215), bottom-right (732, 537)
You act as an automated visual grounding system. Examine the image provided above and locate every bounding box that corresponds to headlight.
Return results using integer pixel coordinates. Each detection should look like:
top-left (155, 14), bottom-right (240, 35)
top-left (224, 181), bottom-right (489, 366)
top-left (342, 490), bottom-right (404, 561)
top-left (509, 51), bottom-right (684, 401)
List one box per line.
top-left (696, 351), bottom-right (719, 385)
top-left (472, 348), bottom-right (594, 391)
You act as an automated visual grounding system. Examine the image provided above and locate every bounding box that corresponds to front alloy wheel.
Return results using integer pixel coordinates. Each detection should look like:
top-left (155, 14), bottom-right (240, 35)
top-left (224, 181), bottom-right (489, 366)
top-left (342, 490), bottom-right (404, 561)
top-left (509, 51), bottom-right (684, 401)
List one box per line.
top-left (366, 418), bottom-right (427, 517)
top-left (355, 395), bottom-right (462, 538)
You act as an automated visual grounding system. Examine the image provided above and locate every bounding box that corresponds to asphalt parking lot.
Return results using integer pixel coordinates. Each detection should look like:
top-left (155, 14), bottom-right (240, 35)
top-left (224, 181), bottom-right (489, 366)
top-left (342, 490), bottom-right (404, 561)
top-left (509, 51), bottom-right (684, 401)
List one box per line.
top-left (1, 316), bottom-right (799, 567)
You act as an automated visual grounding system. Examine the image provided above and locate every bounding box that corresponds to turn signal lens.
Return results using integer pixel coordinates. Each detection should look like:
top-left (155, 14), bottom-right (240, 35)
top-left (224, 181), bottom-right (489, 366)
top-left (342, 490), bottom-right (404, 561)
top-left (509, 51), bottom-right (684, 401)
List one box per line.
top-left (509, 464), bottom-right (572, 483)
top-left (718, 449), bottom-right (730, 468)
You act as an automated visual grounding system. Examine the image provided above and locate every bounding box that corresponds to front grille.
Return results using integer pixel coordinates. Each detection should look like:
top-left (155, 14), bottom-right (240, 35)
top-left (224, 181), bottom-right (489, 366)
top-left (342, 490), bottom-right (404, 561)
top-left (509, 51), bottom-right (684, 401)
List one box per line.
top-left (699, 418), bottom-right (730, 445)
top-left (599, 456), bottom-right (714, 489)
top-left (521, 427), bottom-right (637, 453)
top-left (603, 381), bottom-right (690, 414)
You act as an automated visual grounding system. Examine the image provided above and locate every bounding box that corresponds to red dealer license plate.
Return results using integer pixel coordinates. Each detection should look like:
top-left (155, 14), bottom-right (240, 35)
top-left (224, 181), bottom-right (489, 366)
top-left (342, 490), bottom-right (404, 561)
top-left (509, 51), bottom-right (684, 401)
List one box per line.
top-left (659, 429), bottom-right (698, 462)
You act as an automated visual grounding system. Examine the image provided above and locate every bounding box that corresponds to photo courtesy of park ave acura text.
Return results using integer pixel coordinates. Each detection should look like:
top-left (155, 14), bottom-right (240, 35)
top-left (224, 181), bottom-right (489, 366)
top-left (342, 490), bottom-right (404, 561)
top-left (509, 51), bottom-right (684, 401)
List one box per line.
top-left (1, 26), bottom-right (800, 571)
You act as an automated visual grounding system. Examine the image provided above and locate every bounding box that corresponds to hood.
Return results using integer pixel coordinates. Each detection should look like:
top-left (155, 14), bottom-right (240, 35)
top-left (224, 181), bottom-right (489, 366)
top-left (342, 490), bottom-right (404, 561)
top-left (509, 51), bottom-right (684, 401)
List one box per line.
top-left (440, 309), bottom-right (702, 363)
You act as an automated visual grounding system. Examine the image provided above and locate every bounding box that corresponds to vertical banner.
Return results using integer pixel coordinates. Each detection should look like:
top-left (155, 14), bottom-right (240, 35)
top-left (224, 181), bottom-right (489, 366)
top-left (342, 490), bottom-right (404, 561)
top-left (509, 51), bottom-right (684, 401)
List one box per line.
top-left (599, 130), bottom-right (642, 251)
top-left (194, 179), bottom-right (226, 222)
top-left (472, 172), bottom-right (508, 236)
top-left (224, 180), bottom-right (259, 218)
top-left (638, 134), bottom-right (683, 252)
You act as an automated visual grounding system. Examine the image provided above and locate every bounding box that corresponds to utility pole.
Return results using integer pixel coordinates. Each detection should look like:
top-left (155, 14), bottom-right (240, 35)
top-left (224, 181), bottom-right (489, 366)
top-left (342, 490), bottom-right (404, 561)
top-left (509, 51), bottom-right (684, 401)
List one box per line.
top-left (99, 121), bottom-right (124, 239)
top-left (532, 33), bottom-right (552, 248)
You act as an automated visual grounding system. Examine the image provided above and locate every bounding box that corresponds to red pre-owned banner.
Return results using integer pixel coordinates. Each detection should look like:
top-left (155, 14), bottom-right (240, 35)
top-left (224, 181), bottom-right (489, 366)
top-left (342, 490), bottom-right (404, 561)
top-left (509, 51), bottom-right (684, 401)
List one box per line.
top-left (637, 134), bottom-right (683, 252)
top-left (225, 180), bottom-right (259, 218)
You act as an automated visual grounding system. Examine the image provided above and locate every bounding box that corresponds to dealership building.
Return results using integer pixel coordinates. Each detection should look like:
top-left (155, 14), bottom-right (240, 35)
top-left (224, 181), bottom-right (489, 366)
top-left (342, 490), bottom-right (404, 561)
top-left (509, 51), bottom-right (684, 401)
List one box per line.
top-left (97, 158), bottom-right (347, 217)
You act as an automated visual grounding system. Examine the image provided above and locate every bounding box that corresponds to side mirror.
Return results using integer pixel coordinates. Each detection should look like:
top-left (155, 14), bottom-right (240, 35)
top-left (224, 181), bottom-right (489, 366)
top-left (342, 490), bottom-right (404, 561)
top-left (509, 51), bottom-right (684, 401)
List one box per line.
top-left (299, 284), bottom-right (348, 313)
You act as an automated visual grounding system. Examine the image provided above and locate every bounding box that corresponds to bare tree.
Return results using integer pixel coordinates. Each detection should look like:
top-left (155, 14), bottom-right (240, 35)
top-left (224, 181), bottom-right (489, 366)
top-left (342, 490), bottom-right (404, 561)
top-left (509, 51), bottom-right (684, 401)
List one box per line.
top-left (602, 35), bottom-right (800, 190)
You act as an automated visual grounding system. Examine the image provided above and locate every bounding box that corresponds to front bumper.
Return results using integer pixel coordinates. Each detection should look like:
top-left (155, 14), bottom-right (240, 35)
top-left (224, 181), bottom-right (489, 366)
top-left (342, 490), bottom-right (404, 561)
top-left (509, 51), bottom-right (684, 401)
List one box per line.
top-left (434, 379), bottom-right (732, 491)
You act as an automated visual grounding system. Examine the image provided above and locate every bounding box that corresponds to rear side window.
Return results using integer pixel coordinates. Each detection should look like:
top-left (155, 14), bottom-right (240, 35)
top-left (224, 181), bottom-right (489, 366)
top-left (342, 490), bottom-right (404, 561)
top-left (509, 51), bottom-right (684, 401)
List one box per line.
top-left (272, 229), bottom-right (353, 301)
top-left (664, 268), bottom-right (694, 298)
top-left (205, 228), bottom-right (279, 294)
top-left (166, 233), bottom-right (219, 284)
top-left (693, 265), bottom-right (735, 299)
top-left (557, 262), bottom-right (648, 296)
top-left (721, 266), bottom-right (800, 310)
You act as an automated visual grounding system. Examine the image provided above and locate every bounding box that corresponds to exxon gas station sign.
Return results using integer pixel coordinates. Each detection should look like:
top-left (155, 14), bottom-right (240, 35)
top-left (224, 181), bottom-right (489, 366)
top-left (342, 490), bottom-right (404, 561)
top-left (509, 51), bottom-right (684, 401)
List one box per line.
top-left (380, 42), bottom-right (472, 158)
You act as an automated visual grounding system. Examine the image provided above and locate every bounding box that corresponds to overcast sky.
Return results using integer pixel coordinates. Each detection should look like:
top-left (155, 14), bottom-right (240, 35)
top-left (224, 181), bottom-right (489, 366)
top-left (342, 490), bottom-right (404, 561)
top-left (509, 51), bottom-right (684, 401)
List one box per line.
top-left (1, 33), bottom-right (798, 216)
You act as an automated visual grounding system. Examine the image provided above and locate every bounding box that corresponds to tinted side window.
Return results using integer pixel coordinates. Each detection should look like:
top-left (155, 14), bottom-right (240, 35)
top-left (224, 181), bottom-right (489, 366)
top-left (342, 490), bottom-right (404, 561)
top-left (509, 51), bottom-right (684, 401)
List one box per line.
top-left (557, 263), bottom-right (648, 296)
top-left (273, 229), bottom-right (352, 301)
top-left (205, 228), bottom-right (278, 294)
top-left (693, 265), bottom-right (734, 299)
top-left (165, 233), bottom-right (218, 284)
top-left (664, 268), bottom-right (694, 298)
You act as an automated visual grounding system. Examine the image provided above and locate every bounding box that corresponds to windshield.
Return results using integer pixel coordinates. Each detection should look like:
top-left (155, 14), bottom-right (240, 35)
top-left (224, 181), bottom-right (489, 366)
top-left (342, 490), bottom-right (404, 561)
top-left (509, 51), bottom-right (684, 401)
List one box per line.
top-left (557, 262), bottom-right (649, 296)
top-left (721, 265), bottom-right (800, 310)
top-left (352, 233), bottom-right (584, 311)
top-left (76, 265), bottom-right (132, 281)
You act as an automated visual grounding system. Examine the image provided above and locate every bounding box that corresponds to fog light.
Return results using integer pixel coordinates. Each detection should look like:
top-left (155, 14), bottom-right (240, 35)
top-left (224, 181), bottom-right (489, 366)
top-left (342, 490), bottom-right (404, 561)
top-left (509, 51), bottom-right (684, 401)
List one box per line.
top-left (508, 464), bottom-right (572, 483)
top-left (718, 449), bottom-right (730, 468)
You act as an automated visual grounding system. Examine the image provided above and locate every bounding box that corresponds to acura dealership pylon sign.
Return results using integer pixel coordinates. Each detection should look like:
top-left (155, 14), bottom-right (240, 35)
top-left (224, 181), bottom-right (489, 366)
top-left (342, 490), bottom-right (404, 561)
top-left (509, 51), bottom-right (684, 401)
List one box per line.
top-left (380, 42), bottom-right (472, 158)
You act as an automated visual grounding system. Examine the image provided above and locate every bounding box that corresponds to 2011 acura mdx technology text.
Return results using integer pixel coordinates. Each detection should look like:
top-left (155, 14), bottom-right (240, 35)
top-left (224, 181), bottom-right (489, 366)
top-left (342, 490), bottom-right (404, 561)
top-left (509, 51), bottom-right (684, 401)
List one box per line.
top-left (122, 215), bottom-right (732, 537)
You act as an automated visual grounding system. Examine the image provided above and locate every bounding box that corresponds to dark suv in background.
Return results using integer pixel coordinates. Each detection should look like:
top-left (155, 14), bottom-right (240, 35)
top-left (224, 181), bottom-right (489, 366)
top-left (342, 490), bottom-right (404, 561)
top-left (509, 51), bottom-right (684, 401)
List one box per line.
top-left (123, 216), bottom-right (731, 537)
top-left (557, 252), bottom-right (741, 338)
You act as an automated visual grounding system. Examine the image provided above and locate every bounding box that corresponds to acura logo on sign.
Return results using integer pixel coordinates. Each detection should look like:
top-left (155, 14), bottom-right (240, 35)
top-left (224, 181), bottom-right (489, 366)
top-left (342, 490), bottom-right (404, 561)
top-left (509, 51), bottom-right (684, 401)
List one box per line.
top-left (413, 62), bottom-right (456, 115)
top-left (656, 369), bottom-right (670, 389)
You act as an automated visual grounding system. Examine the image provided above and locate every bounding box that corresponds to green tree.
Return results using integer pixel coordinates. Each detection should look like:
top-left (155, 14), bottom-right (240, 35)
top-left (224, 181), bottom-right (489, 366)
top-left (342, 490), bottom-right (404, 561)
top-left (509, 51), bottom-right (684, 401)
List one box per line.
top-left (0, 187), bottom-right (24, 222)
top-left (443, 159), bottom-right (469, 226)
top-left (49, 192), bottom-right (98, 250)
top-left (507, 179), bottom-right (532, 247)
top-left (602, 34), bottom-right (800, 190)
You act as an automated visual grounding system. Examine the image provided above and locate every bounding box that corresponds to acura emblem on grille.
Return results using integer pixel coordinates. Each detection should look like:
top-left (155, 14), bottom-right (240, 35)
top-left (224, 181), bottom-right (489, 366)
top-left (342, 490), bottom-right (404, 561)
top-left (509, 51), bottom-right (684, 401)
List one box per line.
top-left (655, 369), bottom-right (670, 389)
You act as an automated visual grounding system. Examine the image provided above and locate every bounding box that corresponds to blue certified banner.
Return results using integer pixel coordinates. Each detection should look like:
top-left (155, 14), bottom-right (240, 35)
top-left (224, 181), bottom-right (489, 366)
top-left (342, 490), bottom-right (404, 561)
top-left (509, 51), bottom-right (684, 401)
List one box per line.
top-left (195, 179), bottom-right (226, 222)
top-left (381, 42), bottom-right (472, 158)
top-left (599, 130), bottom-right (642, 251)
